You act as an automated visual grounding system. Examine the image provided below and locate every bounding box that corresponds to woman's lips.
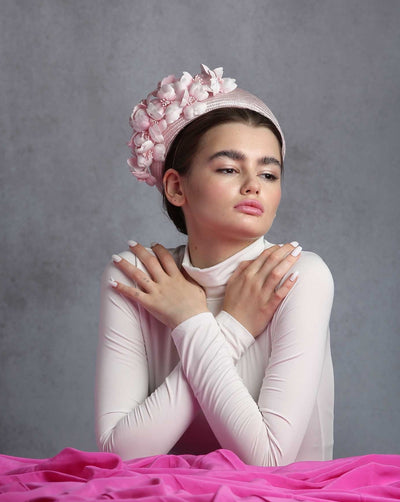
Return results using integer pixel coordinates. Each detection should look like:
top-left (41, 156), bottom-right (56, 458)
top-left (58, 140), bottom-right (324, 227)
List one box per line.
top-left (234, 200), bottom-right (264, 216)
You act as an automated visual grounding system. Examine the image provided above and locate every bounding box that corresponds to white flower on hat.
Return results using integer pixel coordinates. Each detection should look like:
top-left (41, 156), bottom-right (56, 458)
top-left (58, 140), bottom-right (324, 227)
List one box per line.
top-left (130, 107), bottom-right (150, 132)
top-left (165, 102), bottom-right (182, 124)
top-left (157, 83), bottom-right (176, 102)
top-left (149, 121), bottom-right (167, 144)
top-left (128, 65), bottom-right (238, 187)
top-left (146, 99), bottom-right (165, 121)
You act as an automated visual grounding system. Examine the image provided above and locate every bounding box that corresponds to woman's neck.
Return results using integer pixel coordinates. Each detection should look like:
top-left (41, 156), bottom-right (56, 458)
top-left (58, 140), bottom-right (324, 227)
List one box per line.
top-left (187, 234), bottom-right (260, 269)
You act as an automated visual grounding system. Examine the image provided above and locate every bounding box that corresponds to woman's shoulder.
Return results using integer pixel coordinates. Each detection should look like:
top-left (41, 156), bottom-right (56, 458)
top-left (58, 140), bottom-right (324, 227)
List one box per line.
top-left (264, 240), bottom-right (333, 289)
top-left (100, 242), bottom-right (186, 294)
top-left (105, 242), bottom-right (186, 273)
top-left (292, 250), bottom-right (334, 295)
top-left (296, 250), bottom-right (332, 275)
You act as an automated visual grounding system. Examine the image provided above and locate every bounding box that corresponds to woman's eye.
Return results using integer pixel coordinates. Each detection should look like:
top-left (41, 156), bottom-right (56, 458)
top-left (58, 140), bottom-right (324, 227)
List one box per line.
top-left (217, 168), bottom-right (237, 174)
top-left (260, 172), bottom-right (278, 181)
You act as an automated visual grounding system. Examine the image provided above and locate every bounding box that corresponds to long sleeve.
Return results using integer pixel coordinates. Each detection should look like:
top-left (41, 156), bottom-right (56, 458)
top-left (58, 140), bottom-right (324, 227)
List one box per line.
top-left (171, 252), bottom-right (334, 466)
top-left (95, 259), bottom-right (198, 460)
top-left (215, 310), bottom-right (255, 363)
top-left (95, 255), bottom-right (256, 460)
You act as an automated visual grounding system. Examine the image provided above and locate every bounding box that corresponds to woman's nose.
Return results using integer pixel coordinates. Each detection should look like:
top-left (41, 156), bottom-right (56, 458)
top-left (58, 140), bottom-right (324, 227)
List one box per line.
top-left (240, 175), bottom-right (260, 195)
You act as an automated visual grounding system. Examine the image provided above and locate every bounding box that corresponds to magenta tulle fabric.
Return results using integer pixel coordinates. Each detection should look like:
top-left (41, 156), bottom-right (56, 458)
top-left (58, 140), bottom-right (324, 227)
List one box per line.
top-left (1, 448), bottom-right (399, 501)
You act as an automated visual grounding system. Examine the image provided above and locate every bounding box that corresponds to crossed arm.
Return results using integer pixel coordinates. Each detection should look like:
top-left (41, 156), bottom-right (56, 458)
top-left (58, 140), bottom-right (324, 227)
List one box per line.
top-left (96, 242), bottom-right (333, 465)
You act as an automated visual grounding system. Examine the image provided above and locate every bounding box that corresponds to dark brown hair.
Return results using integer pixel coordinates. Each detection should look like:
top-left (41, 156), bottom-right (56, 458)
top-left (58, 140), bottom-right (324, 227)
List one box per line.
top-left (163, 107), bottom-right (284, 234)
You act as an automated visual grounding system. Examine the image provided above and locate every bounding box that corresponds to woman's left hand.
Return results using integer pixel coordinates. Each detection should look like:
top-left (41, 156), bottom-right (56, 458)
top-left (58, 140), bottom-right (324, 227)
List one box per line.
top-left (222, 242), bottom-right (301, 337)
top-left (110, 242), bottom-right (208, 329)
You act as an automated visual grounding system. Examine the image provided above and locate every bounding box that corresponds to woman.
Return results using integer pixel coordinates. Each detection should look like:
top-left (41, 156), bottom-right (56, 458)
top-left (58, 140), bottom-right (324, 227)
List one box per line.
top-left (96, 65), bottom-right (334, 466)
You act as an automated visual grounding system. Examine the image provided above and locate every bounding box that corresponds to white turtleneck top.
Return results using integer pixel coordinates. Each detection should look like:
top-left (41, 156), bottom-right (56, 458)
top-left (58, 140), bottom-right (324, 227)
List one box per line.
top-left (96, 237), bottom-right (334, 466)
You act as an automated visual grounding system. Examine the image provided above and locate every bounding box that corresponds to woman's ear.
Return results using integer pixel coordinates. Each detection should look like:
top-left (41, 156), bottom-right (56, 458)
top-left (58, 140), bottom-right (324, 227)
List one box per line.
top-left (163, 169), bottom-right (186, 207)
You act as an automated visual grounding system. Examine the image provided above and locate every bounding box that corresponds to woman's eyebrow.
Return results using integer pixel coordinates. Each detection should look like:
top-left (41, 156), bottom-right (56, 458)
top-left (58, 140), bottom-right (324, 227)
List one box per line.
top-left (260, 156), bottom-right (282, 168)
top-left (208, 149), bottom-right (281, 168)
top-left (208, 150), bottom-right (245, 162)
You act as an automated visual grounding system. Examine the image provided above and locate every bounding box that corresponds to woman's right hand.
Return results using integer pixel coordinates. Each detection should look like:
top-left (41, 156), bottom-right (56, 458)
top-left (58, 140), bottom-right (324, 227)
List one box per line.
top-left (110, 242), bottom-right (208, 330)
top-left (222, 242), bottom-right (302, 337)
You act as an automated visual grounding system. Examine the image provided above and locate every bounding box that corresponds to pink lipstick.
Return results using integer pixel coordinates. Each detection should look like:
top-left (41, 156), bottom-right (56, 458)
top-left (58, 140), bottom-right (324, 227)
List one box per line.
top-left (234, 200), bottom-right (264, 216)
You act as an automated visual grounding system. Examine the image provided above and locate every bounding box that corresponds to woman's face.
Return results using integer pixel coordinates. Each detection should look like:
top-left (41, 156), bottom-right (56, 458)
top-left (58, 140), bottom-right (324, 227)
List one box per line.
top-left (179, 122), bottom-right (282, 245)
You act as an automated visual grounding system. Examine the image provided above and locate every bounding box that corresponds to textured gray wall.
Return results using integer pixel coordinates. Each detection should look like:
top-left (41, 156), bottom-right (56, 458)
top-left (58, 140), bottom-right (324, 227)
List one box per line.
top-left (1, 0), bottom-right (399, 459)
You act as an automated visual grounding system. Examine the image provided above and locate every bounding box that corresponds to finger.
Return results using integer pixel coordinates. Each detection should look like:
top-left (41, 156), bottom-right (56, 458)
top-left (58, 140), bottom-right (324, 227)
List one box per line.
top-left (259, 271), bottom-right (299, 317)
top-left (266, 241), bottom-right (300, 261)
top-left (274, 270), bottom-right (299, 300)
top-left (233, 241), bottom-right (297, 278)
top-left (181, 268), bottom-right (206, 294)
top-left (128, 242), bottom-right (165, 282)
top-left (150, 243), bottom-right (180, 276)
top-left (237, 245), bottom-right (280, 277)
top-left (109, 277), bottom-right (144, 303)
top-left (109, 277), bottom-right (160, 314)
top-left (261, 249), bottom-right (301, 292)
top-left (228, 259), bottom-right (253, 281)
top-left (112, 254), bottom-right (154, 292)
top-left (255, 242), bottom-right (302, 278)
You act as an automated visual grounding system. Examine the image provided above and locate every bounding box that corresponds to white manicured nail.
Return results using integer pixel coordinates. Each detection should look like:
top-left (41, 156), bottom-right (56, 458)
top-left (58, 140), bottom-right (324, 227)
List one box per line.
top-left (291, 245), bottom-right (302, 257)
top-left (150, 242), bottom-right (158, 247)
top-left (290, 241), bottom-right (299, 248)
top-left (278, 243), bottom-right (284, 247)
top-left (128, 240), bottom-right (137, 247)
top-left (290, 271), bottom-right (299, 282)
top-left (112, 254), bottom-right (122, 263)
top-left (109, 277), bottom-right (118, 287)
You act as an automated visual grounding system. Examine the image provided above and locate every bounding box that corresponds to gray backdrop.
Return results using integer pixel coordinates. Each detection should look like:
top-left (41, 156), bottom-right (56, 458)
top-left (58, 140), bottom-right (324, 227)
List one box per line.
top-left (1, 0), bottom-right (399, 459)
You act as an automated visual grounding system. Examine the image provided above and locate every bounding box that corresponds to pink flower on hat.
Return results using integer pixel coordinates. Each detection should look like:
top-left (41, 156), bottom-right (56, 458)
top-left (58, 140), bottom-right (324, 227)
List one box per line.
top-left (130, 103), bottom-right (151, 132)
top-left (128, 65), bottom-right (237, 187)
top-left (200, 64), bottom-right (237, 95)
top-left (149, 120), bottom-right (167, 143)
top-left (128, 154), bottom-right (158, 186)
top-left (180, 82), bottom-right (208, 120)
top-left (165, 102), bottom-right (182, 124)
top-left (146, 99), bottom-right (165, 121)
top-left (157, 82), bottom-right (176, 102)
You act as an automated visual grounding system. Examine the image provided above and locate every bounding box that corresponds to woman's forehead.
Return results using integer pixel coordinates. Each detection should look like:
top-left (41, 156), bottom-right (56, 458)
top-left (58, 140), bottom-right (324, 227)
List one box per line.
top-left (197, 122), bottom-right (282, 159)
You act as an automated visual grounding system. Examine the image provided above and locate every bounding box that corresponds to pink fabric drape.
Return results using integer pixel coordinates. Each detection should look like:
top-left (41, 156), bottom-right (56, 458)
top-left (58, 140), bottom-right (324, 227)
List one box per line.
top-left (1, 447), bottom-right (399, 501)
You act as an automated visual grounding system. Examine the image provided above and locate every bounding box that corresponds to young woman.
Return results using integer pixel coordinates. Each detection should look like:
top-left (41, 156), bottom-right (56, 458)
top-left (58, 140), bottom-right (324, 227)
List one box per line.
top-left (96, 65), bottom-right (334, 467)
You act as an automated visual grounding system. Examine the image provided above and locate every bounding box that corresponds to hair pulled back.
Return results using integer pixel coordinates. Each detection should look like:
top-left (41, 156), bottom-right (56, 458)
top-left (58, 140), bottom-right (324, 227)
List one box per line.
top-left (163, 107), bottom-right (284, 235)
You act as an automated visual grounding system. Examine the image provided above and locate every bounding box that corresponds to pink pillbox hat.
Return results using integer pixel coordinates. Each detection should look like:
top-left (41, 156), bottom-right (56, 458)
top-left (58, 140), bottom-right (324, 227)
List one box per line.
top-left (128, 65), bottom-right (285, 192)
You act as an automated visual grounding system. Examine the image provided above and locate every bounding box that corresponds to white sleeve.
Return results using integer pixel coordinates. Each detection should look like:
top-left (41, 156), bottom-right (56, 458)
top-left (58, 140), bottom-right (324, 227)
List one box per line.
top-left (171, 252), bottom-right (334, 466)
top-left (95, 257), bottom-right (256, 461)
top-left (95, 258), bottom-right (198, 460)
top-left (215, 310), bottom-right (255, 363)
